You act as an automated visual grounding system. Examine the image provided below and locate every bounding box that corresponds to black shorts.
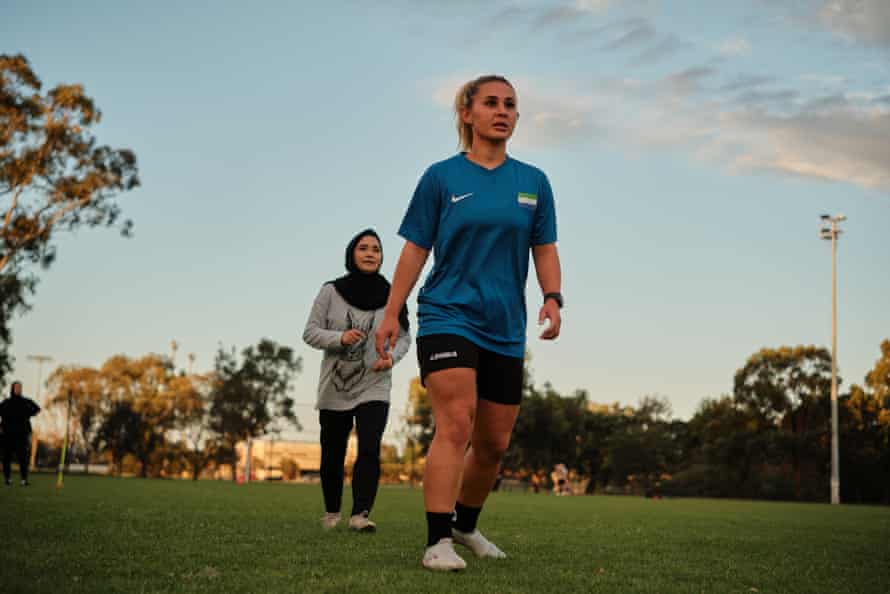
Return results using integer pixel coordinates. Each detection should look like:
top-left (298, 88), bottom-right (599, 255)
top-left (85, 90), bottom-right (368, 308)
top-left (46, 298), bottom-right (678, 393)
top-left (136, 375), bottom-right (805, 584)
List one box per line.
top-left (416, 334), bottom-right (524, 406)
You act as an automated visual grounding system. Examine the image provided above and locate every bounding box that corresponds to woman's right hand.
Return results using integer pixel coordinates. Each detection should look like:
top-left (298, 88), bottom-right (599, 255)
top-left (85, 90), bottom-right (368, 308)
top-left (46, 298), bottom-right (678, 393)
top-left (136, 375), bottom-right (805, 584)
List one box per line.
top-left (340, 329), bottom-right (366, 346)
top-left (375, 313), bottom-right (400, 358)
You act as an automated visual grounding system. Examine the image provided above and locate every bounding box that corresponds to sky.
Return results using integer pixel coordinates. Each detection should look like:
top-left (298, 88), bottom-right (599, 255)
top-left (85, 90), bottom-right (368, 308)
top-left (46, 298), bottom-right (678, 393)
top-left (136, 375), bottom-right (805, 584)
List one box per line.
top-left (3, 0), bottom-right (889, 446)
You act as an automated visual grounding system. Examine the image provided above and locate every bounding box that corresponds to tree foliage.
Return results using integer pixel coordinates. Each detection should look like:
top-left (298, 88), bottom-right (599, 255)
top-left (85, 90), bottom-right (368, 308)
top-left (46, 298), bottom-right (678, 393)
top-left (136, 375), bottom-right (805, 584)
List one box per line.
top-left (840, 340), bottom-right (890, 503)
top-left (0, 272), bottom-right (33, 379)
top-left (208, 339), bottom-right (302, 477)
top-left (0, 53), bottom-right (139, 381)
top-left (173, 372), bottom-right (216, 480)
top-left (48, 355), bottom-right (202, 477)
top-left (401, 342), bottom-right (889, 504)
top-left (37, 337), bottom-right (889, 503)
top-left (403, 376), bottom-right (434, 456)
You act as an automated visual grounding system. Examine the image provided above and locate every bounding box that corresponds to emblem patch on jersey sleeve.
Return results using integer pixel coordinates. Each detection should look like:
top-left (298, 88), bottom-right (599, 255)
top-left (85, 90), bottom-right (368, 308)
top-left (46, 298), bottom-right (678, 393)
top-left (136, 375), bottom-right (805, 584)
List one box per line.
top-left (517, 192), bottom-right (538, 209)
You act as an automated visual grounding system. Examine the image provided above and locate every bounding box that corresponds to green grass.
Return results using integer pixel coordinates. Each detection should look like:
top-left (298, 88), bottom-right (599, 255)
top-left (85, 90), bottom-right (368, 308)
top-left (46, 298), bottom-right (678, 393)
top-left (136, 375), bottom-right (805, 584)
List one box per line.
top-left (2, 475), bottom-right (889, 594)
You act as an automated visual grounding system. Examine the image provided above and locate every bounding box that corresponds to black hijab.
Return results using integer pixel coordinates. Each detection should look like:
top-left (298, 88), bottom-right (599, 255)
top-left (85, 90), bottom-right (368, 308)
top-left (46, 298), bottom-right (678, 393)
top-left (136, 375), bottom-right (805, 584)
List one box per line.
top-left (329, 229), bottom-right (409, 332)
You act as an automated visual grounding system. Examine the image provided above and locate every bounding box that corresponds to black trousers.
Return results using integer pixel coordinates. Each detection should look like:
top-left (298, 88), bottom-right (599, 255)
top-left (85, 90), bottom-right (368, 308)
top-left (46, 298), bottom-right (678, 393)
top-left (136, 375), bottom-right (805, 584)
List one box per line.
top-left (2, 433), bottom-right (31, 482)
top-left (319, 400), bottom-right (389, 516)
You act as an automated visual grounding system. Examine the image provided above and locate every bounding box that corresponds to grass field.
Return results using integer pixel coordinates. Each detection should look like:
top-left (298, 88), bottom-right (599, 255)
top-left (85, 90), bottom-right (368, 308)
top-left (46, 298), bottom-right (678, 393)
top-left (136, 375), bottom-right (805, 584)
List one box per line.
top-left (2, 475), bottom-right (888, 594)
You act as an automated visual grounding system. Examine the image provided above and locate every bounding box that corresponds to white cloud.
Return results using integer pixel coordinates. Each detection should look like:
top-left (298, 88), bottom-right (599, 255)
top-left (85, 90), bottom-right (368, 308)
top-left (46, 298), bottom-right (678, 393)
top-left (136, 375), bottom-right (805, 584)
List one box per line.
top-left (727, 109), bottom-right (890, 188)
top-left (818, 0), bottom-right (890, 47)
top-left (601, 20), bottom-right (656, 50)
top-left (430, 75), bottom-right (468, 109)
top-left (717, 35), bottom-right (752, 56)
top-left (429, 76), bottom-right (603, 150)
top-left (732, 88), bottom-right (799, 108)
top-left (660, 66), bottom-right (716, 95)
top-left (534, 5), bottom-right (587, 28)
top-left (800, 73), bottom-right (848, 87)
top-left (637, 85), bottom-right (890, 190)
top-left (720, 74), bottom-right (776, 93)
top-left (575, 0), bottom-right (612, 13)
top-left (801, 94), bottom-right (848, 111)
top-left (431, 70), bottom-right (890, 191)
top-left (630, 35), bottom-right (691, 65)
top-left (423, 0), bottom-right (890, 193)
top-left (512, 87), bottom-right (606, 149)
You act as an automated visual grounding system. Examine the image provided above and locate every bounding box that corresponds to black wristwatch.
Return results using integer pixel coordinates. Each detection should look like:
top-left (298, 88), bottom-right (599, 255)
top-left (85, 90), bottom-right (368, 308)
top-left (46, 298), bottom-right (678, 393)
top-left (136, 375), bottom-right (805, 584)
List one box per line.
top-left (543, 292), bottom-right (564, 309)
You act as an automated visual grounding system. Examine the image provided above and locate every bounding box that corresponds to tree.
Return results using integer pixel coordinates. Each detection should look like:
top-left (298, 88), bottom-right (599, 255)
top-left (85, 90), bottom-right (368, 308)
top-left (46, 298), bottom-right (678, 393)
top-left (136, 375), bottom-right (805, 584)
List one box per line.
top-left (599, 396), bottom-right (677, 493)
top-left (93, 400), bottom-right (144, 475)
top-left (506, 384), bottom-right (589, 474)
top-left (864, 339), bottom-right (890, 405)
top-left (280, 457), bottom-right (300, 481)
top-left (0, 54), bottom-right (139, 381)
top-left (505, 352), bottom-right (591, 476)
top-left (0, 273), bottom-right (33, 379)
top-left (208, 339), bottom-right (302, 480)
top-left (403, 377), bottom-right (434, 457)
top-left (841, 339), bottom-right (890, 503)
top-left (380, 443), bottom-right (400, 464)
top-left (665, 346), bottom-right (836, 501)
top-left (54, 354), bottom-right (200, 477)
top-left (734, 346), bottom-right (832, 423)
top-left (733, 346), bottom-right (833, 499)
top-left (577, 403), bottom-right (623, 493)
top-left (46, 365), bottom-right (104, 473)
top-left (99, 355), bottom-right (200, 477)
top-left (174, 373), bottom-right (216, 481)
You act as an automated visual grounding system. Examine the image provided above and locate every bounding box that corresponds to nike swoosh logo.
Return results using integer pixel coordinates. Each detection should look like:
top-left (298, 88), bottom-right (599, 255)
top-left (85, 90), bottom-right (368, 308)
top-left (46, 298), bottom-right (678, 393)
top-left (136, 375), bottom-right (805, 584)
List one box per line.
top-left (451, 193), bottom-right (473, 203)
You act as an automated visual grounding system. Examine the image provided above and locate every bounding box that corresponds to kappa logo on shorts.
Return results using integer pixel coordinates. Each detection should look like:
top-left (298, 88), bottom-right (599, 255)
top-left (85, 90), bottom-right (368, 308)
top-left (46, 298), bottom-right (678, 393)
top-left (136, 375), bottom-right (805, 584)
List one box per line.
top-left (430, 351), bottom-right (459, 361)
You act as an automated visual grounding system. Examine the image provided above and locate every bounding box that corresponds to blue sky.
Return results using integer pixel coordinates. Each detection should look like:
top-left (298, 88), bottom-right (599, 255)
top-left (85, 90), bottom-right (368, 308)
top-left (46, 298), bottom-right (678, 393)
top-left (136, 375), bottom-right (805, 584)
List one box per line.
top-left (4, 0), bottom-right (889, 445)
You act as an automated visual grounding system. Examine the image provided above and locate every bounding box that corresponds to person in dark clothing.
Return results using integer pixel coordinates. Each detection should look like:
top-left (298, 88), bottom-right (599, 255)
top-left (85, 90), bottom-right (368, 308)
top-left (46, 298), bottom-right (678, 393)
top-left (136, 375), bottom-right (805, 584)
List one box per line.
top-left (0, 381), bottom-right (41, 486)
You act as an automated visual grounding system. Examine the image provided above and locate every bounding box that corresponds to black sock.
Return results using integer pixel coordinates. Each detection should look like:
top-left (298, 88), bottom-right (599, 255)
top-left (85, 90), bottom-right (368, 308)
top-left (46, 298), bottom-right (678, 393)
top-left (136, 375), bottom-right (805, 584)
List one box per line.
top-left (453, 502), bottom-right (482, 533)
top-left (426, 512), bottom-right (454, 547)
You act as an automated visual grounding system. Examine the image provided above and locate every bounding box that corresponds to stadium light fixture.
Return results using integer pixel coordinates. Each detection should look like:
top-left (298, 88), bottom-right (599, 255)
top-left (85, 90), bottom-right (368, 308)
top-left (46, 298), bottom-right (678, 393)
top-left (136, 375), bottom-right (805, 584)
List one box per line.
top-left (819, 214), bottom-right (845, 505)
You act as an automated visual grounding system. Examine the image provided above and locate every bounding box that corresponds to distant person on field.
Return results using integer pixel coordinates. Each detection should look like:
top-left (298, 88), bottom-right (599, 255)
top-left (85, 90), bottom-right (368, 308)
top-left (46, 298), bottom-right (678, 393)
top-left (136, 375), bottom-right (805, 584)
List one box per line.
top-left (552, 463), bottom-right (569, 496)
top-left (0, 381), bottom-right (41, 486)
top-left (303, 229), bottom-right (411, 532)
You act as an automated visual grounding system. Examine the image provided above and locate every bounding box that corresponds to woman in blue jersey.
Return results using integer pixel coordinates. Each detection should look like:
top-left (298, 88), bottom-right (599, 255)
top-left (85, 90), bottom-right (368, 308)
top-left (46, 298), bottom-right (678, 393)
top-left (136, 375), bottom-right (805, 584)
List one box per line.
top-left (375, 75), bottom-right (563, 571)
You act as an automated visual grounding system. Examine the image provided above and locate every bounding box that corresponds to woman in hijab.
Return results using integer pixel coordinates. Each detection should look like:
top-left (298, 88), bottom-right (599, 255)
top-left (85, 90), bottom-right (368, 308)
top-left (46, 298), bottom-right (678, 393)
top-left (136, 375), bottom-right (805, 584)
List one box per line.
top-left (1, 381), bottom-right (41, 486)
top-left (303, 229), bottom-right (410, 532)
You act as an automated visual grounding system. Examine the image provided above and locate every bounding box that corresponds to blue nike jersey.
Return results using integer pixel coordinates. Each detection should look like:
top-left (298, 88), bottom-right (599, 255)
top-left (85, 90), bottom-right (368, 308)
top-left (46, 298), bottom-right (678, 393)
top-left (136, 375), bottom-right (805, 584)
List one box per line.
top-left (398, 153), bottom-right (558, 358)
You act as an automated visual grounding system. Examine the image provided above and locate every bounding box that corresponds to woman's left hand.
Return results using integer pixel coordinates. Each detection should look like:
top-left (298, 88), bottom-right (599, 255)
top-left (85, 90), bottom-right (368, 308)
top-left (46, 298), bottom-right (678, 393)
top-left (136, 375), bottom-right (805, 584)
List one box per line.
top-left (372, 354), bottom-right (394, 372)
top-left (538, 300), bottom-right (561, 340)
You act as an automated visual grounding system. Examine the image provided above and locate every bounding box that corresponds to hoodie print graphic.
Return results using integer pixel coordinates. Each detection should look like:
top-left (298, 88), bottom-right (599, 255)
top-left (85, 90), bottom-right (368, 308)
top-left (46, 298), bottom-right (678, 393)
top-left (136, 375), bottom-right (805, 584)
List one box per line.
top-left (332, 309), bottom-right (375, 395)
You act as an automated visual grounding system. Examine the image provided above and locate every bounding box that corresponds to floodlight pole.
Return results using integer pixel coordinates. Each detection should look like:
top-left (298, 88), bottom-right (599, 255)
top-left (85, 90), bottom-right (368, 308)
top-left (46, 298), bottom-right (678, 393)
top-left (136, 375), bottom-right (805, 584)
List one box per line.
top-left (27, 354), bottom-right (53, 471)
top-left (245, 437), bottom-right (252, 484)
top-left (820, 214), bottom-right (845, 505)
top-left (56, 390), bottom-right (73, 490)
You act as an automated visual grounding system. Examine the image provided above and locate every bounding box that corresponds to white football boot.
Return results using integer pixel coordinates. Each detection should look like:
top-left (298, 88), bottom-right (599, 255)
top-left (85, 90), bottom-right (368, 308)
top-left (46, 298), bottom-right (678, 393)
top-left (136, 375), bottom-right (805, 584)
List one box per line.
top-left (422, 538), bottom-right (467, 571)
top-left (452, 528), bottom-right (507, 559)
